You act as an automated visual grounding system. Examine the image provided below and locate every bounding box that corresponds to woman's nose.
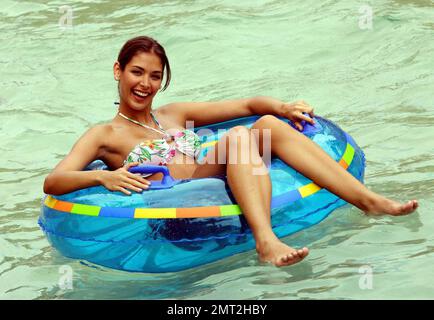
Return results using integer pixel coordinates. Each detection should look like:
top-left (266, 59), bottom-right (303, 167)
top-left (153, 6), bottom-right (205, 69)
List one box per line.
top-left (140, 76), bottom-right (150, 88)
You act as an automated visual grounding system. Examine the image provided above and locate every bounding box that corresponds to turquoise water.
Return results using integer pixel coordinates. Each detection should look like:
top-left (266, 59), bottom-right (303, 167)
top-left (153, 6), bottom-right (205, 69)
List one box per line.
top-left (1, 0), bottom-right (433, 299)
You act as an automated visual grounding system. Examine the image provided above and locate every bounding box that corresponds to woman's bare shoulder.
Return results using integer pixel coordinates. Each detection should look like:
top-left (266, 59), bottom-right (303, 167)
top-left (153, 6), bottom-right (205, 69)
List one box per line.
top-left (86, 123), bottom-right (110, 135)
top-left (154, 104), bottom-right (185, 127)
top-left (94, 123), bottom-right (115, 134)
top-left (78, 123), bottom-right (116, 149)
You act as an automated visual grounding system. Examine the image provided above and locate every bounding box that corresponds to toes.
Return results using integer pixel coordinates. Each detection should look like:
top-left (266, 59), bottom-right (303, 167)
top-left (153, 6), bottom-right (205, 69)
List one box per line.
top-left (294, 248), bottom-right (307, 258)
top-left (279, 252), bottom-right (295, 266)
top-left (281, 255), bottom-right (289, 263)
top-left (409, 201), bottom-right (415, 211)
top-left (279, 249), bottom-right (309, 266)
top-left (287, 252), bottom-right (296, 261)
top-left (264, 245), bottom-right (310, 267)
top-left (403, 200), bottom-right (418, 214)
top-left (396, 201), bottom-right (414, 215)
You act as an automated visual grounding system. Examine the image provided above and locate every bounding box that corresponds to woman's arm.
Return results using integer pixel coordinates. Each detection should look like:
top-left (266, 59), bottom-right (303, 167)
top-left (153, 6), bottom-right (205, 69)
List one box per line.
top-left (158, 98), bottom-right (253, 127)
top-left (43, 125), bottom-right (150, 196)
top-left (44, 124), bottom-right (151, 196)
top-left (158, 96), bottom-right (315, 128)
top-left (43, 125), bottom-right (108, 195)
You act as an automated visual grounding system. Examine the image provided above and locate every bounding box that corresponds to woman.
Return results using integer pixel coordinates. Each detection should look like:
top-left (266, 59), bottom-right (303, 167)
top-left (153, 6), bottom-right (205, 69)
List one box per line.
top-left (44, 36), bottom-right (418, 267)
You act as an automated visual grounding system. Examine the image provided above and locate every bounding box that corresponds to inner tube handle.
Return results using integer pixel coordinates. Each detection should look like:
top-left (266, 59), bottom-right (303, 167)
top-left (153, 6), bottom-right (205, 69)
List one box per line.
top-left (128, 165), bottom-right (176, 187)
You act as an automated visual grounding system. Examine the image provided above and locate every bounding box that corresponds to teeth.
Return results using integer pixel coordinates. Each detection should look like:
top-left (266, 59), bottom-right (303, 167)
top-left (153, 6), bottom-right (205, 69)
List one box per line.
top-left (133, 90), bottom-right (149, 97)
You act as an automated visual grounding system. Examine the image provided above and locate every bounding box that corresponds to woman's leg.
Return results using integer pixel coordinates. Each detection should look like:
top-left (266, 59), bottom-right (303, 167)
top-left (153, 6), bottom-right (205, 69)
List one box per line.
top-left (251, 115), bottom-right (418, 215)
top-left (192, 126), bottom-right (308, 266)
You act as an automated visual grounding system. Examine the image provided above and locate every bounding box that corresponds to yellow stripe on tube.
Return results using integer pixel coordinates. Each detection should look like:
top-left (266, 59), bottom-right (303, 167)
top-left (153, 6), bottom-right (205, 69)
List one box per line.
top-left (134, 208), bottom-right (177, 219)
top-left (299, 183), bottom-right (321, 198)
top-left (201, 140), bottom-right (218, 149)
top-left (44, 195), bottom-right (57, 208)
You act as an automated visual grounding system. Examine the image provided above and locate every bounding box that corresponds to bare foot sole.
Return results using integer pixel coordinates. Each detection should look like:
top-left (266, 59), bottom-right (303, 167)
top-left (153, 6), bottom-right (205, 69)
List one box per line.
top-left (365, 198), bottom-right (419, 216)
top-left (256, 238), bottom-right (309, 267)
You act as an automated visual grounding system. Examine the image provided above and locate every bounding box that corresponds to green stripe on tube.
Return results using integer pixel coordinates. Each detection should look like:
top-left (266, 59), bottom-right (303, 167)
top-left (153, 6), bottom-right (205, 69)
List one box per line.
top-left (220, 205), bottom-right (242, 216)
top-left (70, 203), bottom-right (101, 216)
top-left (342, 144), bottom-right (355, 166)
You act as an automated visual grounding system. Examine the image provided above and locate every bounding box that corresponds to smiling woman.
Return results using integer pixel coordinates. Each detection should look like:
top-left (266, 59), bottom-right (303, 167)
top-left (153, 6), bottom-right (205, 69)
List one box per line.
top-left (116, 36), bottom-right (171, 90)
top-left (114, 37), bottom-right (169, 113)
top-left (42, 35), bottom-right (418, 270)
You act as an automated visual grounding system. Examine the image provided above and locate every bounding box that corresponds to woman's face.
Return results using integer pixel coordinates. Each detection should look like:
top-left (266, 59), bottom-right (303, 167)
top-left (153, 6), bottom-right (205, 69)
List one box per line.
top-left (114, 51), bottom-right (163, 111)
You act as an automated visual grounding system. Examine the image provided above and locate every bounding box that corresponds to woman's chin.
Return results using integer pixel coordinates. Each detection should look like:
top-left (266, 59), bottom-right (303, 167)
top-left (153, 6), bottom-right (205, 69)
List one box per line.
top-left (129, 95), bottom-right (152, 109)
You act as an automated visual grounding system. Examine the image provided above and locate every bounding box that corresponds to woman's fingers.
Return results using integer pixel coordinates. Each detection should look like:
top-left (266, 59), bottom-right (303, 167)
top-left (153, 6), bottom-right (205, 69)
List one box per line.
top-left (106, 165), bottom-right (152, 194)
top-left (298, 112), bottom-right (315, 124)
top-left (293, 121), bottom-right (303, 131)
top-left (114, 186), bottom-right (132, 196)
top-left (126, 171), bottom-right (151, 185)
top-left (294, 100), bottom-right (315, 117)
top-left (124, 161), bottom-right (140, 170)
top-left (122, 182), bottom-right (145, 193)
top-left (123, 177), bottom-right (151, 192)
top-left (304, 107), bottom-right (315, 118)
top-left (286, 101), bottom-right (315, 122)
top-left (122, 163), bottom-right (151, 184)
top-left (126, 174), bottom-right (151, 191)
top-left (112, 180), bottom-right (149, 195)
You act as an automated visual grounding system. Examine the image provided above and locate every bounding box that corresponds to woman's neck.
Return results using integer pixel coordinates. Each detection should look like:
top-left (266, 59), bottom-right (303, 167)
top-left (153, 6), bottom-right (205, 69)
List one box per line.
top-left (116, 102), bottom-right (154, 125)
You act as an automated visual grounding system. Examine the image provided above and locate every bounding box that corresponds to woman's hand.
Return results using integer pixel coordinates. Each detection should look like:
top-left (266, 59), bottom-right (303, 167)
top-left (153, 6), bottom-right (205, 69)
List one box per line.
top-left (98, 162), bottom-right (151, 195)
top-left (279, 100), bottom-right (315, 131)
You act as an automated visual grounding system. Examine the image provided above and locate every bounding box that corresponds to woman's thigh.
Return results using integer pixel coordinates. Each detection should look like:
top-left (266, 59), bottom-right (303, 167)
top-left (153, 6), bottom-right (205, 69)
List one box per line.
top-left (191, 125), bottom-right (254, 179)
top-left (162, 145), bottom-right (226, 180)
top-left (190, 133), bottom-right (231, 179)
top-left (169, 125), bottom-right (259, 180)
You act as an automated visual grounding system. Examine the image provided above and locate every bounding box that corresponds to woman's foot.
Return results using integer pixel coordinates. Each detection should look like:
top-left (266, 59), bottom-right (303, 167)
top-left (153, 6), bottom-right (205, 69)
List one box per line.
top-left (256, 237), bottom-right (309, 267)
top-left (364, 196), bottom-right (419, 216)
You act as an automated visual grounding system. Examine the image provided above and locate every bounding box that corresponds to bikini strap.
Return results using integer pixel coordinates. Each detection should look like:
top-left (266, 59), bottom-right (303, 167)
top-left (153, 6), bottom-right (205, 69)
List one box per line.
top-left (150, 111), bottom-right (165, 131)
top-left (118, 111), bottom-right (172, 141)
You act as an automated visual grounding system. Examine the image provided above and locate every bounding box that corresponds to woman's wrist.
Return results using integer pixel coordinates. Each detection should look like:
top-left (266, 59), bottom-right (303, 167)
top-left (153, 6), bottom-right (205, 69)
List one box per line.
top-left (249, 96), bottom-right (285, 116)
top-left (94, 170), bottom-right (107, 185)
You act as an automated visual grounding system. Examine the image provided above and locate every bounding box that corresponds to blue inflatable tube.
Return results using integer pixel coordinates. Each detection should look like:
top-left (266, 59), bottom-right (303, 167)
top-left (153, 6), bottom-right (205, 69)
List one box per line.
top-left (39, 116), bottom-right (365, 273)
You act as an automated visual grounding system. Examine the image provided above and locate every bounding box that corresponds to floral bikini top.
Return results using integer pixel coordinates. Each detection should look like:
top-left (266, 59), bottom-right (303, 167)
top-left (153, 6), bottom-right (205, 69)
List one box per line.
top-left (122, 111), bottom-right (202, 169)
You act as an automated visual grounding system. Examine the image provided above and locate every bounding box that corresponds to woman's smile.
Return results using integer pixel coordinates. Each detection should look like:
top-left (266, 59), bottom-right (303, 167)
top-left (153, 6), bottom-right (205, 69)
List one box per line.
top-left (116, 51), bottom-right (163, 110)
top-left (131, 88), bottom-right (151, 102)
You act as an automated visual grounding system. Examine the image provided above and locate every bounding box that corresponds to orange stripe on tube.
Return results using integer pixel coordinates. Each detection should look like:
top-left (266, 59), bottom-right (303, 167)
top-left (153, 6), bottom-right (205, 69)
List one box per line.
top-left (53, 200), bottom-right (74, 212)
top-left (339, 158), bottom-right (349, 169)
top-left (177, 206), bottom-right (220, 218)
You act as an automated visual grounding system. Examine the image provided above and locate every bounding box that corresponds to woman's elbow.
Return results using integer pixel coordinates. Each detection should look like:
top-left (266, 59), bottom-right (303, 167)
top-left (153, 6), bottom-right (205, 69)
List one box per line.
top-left (43, 174), bottom-right (59, 195)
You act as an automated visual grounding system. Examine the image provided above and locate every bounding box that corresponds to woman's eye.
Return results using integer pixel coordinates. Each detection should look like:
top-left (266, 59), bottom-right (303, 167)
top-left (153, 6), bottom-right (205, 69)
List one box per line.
top-left (132, 70), bottom-right (141, 75)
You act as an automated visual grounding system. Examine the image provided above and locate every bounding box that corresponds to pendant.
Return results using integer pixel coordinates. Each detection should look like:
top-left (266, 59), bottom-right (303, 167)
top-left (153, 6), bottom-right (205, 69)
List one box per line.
top-left (164, 133), bottom-right (173, 142)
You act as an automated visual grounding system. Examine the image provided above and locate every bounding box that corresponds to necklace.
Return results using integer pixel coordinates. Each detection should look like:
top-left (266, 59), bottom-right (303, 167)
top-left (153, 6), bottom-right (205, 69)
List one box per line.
top-left (118, 112), bottom-right (173, 141)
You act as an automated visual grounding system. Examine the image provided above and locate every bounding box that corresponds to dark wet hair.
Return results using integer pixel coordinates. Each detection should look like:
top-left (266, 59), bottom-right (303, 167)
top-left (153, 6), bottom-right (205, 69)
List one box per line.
top-left (117, 36), bottom-right (171, 91)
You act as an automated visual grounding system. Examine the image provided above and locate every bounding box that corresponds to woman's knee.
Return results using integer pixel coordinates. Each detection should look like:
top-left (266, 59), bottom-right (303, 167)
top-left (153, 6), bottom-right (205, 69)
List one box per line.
top-left (227, 125), bottom-right (250, 135)
top-left (225, 125), bottom-right (251, 146)
top-left (252, 115), bottom-right (281, 129)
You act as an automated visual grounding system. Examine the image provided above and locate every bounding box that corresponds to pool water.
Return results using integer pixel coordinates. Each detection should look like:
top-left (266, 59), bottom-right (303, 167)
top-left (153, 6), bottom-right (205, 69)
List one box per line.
top-left (1, 0), bottom-right (433, 299)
